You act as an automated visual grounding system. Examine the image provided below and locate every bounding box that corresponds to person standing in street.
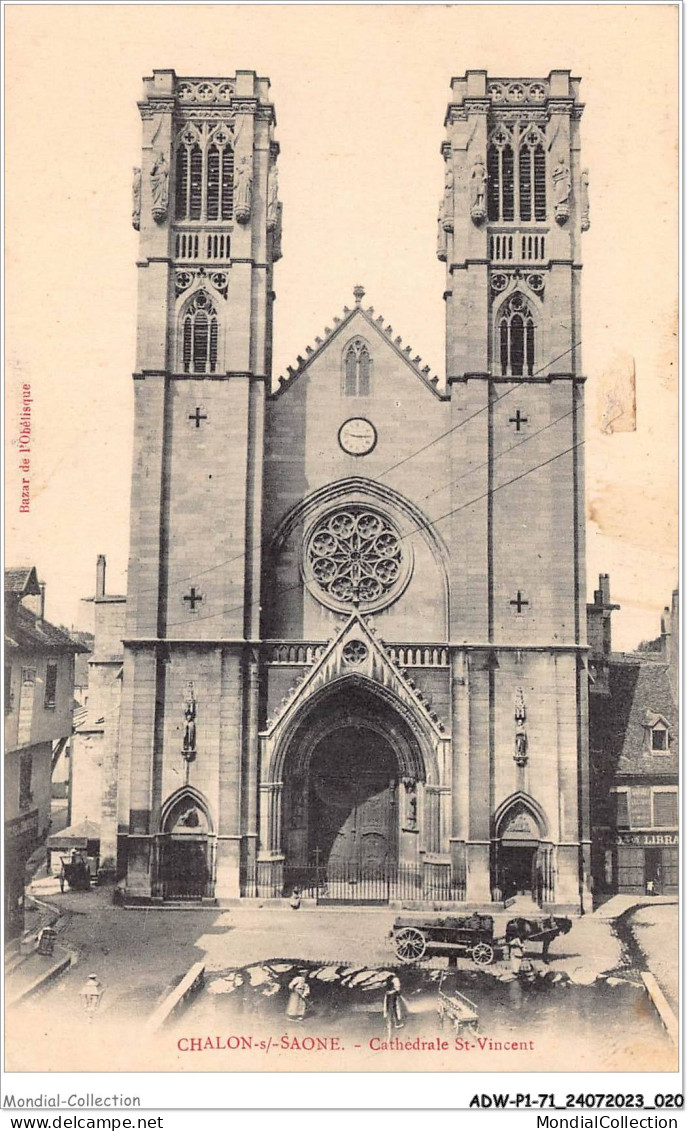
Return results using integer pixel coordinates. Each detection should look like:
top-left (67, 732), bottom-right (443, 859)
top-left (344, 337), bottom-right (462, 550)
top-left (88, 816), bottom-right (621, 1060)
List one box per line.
top-left (286, 973), bottom-right (310, 1021)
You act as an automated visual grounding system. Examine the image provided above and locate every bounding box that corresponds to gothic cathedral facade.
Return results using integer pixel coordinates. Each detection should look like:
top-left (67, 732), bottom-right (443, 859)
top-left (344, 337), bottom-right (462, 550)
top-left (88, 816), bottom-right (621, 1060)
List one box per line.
top-left (111, 69), bottom-right (590, 913)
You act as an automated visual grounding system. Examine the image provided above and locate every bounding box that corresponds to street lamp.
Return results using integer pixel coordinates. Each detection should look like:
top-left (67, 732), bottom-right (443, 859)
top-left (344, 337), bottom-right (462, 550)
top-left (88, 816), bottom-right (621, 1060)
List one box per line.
top-left (79, 974), bottom-right (103, 1023)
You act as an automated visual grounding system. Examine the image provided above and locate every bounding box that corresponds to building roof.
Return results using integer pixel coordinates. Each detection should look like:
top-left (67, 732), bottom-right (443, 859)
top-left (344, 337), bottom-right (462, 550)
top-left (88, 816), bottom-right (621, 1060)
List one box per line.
top-left (74, 705), bottom-right (106, 733)
top-left (5, 602), bottom-right (90, 654)
top-left (591, 657), bottom-right (678, 779)
top-left (5, 566), bottom-right (41, 597)
top-left (47, 819), bottom-right (100, 848)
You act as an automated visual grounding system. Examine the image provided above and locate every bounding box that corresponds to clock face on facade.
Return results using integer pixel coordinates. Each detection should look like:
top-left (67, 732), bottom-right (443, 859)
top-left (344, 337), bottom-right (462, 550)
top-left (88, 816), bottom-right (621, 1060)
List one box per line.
top-left (338, 417), bottom-right (377, 456)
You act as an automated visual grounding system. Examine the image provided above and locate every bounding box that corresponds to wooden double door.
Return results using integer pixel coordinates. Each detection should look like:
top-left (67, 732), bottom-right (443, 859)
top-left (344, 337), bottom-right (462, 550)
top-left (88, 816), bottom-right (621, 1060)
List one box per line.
top-left (309, 727), bottom-right (398, 876)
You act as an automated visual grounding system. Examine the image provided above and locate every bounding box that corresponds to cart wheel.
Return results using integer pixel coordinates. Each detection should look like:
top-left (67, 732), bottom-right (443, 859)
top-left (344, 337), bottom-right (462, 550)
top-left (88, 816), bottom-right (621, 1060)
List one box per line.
top-left (393, 927), bottom-right (427, 963)
top-left (471, 942), bottom-right (495, 966)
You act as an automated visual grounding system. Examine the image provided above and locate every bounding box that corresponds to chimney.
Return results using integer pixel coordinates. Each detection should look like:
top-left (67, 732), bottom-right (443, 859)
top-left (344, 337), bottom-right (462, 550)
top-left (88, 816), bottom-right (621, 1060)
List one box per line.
top-left (598, 574), bottom-right (611, 606)
top-left (660, 605), bottom-right (671, 662)
top-left (23, 580), bottom-right (46, 620)
top-left (587, 573), bottom-right (619, 659)
top-left (668, 589), bottom-right (679, 703)
top-left (96, 555), bottom-right (106, 599)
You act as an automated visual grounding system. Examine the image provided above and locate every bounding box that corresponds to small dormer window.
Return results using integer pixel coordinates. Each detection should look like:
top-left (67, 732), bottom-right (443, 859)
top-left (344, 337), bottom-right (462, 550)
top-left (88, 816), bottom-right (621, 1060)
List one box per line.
top-left (645, 711), bottom-right (670, 753)
top-left (651, 727), bottom-right (668, 751)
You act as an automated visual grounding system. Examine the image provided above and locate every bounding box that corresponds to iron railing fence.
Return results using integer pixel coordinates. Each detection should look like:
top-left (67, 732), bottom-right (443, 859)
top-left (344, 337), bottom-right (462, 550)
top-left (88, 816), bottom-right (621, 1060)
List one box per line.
top-left (152, 874), bottom-right (213, 901)
top-left (240, 861), bottom-right (466, 904)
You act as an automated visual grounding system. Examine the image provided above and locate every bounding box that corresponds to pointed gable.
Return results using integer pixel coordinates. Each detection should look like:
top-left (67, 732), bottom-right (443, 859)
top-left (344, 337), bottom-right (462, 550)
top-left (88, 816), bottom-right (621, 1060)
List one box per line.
top-left (270, 291), bottom-right (445, 400)
top-left (4, 566), bottom-right (41, 598)
top-left (262, 612), bottom-right (448, 740)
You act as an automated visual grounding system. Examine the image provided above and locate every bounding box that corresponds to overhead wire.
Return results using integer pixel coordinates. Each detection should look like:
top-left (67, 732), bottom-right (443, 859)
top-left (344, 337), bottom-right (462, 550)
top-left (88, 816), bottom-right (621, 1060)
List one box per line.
top-left (127, 339), bottom-right (581, 597)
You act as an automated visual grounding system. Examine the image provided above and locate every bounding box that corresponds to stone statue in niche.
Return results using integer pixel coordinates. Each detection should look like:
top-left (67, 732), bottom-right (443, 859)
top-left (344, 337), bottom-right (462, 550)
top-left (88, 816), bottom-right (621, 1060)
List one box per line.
top-left (436, 206), bottom-right (448, 262)
top-left (470, 158), bottom-right (487, 223)
top-left (150, 152), bottom-right (169, 223)
top-left (441, 165), bottom-right (454, 233)
top-left (514, 731), bottom-right (528, 767)
top-left (403, 777), bottom-right (418, 829)
top-left (132, 167), bottom-right (141, 231)
top-left (580, 168), bottom-right (590, 231)
top-left (514, 687), bottom-right (528, 767)
top-left (234, 155), bottom-right (253, 223)
top-left (272, 202), bottom-right (283, 261)
top-left (552, 154), bottom-right (571, 224)
top-left (267, 164), bottom-right (279, 232)
top-left (182, 692), bottom-right (197, 762)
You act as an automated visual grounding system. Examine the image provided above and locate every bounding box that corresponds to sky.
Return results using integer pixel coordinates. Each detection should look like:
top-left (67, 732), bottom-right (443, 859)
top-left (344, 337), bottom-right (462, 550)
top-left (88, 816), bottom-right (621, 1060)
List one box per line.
top-left (5, 3), bottom-right (678, 650)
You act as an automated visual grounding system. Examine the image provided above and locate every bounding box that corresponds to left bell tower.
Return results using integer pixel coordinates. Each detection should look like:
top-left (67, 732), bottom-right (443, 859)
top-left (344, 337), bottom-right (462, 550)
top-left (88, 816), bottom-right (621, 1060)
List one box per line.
top-left (117, 71), bottom-right (281, 900)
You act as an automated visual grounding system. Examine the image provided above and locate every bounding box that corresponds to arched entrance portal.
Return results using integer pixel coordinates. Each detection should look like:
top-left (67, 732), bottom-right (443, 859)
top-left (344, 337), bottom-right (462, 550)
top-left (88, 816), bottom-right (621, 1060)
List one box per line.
top-left (493, 795), bottom-right (554, 906)
top-left (273, 679), bottom-right (436, 901)
top-left (155, 789), bottom-right (215, 902)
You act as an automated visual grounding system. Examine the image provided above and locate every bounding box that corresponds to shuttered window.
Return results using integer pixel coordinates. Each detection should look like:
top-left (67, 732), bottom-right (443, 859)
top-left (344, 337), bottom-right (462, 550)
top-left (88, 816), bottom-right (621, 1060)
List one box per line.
top-left (44, 661), bottom-right (58, 709)
top-left (653, 792), bottom-right (677, 828)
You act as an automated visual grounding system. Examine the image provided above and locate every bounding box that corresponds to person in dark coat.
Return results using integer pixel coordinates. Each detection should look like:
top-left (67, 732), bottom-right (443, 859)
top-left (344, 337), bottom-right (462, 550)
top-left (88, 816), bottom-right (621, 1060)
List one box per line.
top-left (383, 974), bottom-right (406, 1032)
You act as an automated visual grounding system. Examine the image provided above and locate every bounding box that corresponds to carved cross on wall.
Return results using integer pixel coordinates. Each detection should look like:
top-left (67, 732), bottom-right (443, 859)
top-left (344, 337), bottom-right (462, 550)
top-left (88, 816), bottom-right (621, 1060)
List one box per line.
top-left (509, 409), bottom-right (528, 432)
top-left (189, 407), bottom-right (208, 428)
top-left (510, 590), bottom-right (529, 614)
top-left (183, 587), bottom-right (203, 611)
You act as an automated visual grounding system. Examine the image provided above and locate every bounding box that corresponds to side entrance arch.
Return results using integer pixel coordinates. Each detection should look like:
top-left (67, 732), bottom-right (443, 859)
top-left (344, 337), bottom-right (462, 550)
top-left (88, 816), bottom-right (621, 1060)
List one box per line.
top-left (492, 794), bottom-right (555, 905)
top-left (154, 787), bottom-right (215, 902)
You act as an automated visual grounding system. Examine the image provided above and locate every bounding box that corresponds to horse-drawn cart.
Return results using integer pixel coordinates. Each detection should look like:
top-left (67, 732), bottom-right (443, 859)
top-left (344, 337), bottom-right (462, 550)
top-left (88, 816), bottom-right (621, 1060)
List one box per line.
top-left (59, 851), bottom-right (93, 892)
top-left (391, 913), bottom-right (498, 965)
top-left (390, 912), bottom-right (572, 966)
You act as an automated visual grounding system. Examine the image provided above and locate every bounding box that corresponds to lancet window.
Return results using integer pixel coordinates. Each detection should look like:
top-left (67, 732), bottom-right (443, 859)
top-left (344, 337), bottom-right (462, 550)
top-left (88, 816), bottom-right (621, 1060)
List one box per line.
top-left (342, 339), bottom-right (372, 396)
top-left (498, 292), bottom-right (535, 377)
top-left (181, 291), bottom-right (219, 374)
top-left (175, 122), bottom-right (234, 222)
top-left (487, 123), bottom-right (546, 224)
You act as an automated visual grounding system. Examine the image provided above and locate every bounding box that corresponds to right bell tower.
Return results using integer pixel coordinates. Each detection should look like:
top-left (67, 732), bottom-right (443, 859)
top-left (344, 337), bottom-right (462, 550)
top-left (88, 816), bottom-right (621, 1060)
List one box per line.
top-left (440, 69), bottom-right (587, 380)
top-left (440, 71), bottom-right (591, 911)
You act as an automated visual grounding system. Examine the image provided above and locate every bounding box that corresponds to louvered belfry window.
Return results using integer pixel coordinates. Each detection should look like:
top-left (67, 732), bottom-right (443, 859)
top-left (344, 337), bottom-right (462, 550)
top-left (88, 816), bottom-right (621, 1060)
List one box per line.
top-left (487, 123), bottom-right (546, 223)
top-left (182, 291), bottom-right (218, 374)
top-left (175, 123), bottom-right (234, 222)
top-left (499, 292), bottom-right (535, 377)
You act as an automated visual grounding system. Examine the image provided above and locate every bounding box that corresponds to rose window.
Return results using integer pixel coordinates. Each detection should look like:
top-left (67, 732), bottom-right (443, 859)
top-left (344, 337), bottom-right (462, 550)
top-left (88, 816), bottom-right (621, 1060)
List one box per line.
top-left (306, 507), bottom-right (405, 609)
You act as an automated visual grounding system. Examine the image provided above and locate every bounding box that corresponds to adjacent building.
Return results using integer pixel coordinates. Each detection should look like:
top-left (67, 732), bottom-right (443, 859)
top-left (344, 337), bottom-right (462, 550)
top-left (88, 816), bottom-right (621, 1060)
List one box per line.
top-left (52, 629), bottom-right (93, 807)
top-left (106, 69), bottom-right (592, 912)
top-left (4, 567), bottom-right (86, 938)
top-left (589, 580), bottom-right (678, 897)
top-left (54, 556), bottom-right (126, 878)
